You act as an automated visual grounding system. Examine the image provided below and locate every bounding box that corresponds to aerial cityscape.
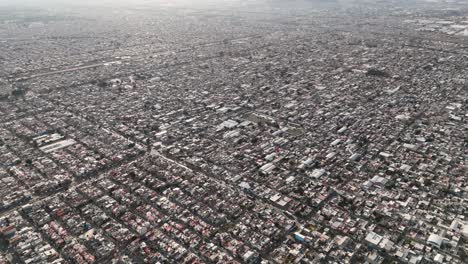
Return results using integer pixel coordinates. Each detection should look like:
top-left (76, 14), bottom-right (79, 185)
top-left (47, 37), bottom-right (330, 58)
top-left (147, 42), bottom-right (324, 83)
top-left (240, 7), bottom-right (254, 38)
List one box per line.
top-left (0, 0), bottom-right (466, 263)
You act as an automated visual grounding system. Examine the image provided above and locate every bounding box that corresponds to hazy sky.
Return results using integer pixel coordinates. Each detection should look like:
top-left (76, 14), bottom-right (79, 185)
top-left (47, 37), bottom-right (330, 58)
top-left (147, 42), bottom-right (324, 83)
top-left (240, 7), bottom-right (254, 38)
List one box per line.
top-left (0, 0), bottom-right (340, 7)
top-left (0, 0), bottom-right (235, 6)
top-left (0, 0), bottom-right (335, 9)
top-left (0, 0), bottom-right (444, 11)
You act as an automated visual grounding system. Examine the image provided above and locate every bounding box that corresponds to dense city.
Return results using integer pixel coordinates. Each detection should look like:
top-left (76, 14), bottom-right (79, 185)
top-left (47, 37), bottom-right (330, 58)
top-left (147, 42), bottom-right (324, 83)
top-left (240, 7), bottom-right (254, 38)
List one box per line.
top-left (0, 0), bottom-right (467, 263)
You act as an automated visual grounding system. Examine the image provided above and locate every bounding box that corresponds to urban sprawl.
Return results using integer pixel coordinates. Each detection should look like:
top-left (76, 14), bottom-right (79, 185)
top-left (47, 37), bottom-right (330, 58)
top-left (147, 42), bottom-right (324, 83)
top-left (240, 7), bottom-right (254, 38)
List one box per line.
top-left (0, 0), bottom-right (467, 263)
